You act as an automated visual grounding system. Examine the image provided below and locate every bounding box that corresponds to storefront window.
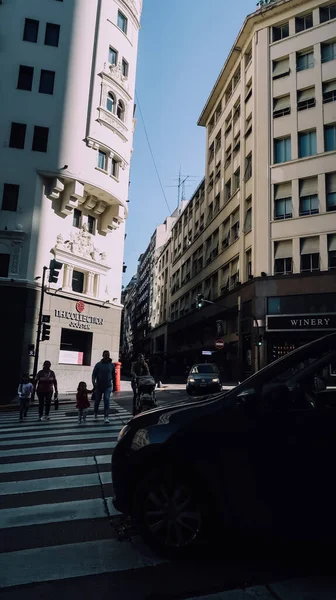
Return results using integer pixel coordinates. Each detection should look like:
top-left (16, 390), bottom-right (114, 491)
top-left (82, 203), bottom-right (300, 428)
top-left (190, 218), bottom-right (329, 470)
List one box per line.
top-left (59, 328), bottom-right (92, 366)
top-left (268, 297), bottom-right (281, 314)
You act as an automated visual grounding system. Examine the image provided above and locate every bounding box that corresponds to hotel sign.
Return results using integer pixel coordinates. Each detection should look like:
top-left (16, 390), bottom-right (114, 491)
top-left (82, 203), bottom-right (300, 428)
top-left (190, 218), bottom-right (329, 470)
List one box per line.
top-left (55, 309), bottom-right (104, 330)
top-left (266, 313), bottom-right (336, 332)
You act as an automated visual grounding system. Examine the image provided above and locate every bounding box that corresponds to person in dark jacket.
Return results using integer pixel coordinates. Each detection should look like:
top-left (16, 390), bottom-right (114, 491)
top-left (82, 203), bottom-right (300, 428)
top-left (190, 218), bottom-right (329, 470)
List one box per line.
top-left (92, 350), bottom-right (116, 423)
top-left (131, 353), bottom-right (150, 415)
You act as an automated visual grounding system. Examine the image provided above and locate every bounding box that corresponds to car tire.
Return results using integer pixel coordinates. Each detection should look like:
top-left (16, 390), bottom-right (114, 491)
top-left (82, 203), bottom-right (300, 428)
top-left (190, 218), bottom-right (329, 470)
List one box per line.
top-left (133, 465), bottom-right (210, 558)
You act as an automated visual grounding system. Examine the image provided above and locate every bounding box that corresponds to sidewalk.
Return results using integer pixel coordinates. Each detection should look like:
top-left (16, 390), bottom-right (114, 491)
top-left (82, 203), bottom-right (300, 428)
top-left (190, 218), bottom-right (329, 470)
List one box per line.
top-left (187, 577), bottom-right (336, 599)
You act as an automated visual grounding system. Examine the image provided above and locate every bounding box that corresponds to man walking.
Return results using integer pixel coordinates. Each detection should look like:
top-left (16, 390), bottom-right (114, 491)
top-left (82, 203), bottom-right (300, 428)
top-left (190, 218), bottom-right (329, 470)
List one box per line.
top-left (92, 350), bottom-right (116, 423)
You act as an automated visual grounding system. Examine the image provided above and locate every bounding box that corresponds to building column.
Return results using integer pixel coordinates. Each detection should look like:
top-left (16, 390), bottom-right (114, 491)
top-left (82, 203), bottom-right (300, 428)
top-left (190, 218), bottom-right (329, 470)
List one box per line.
top-left (63, 264), bottom-right (73, 291)
top-left (86, 271), bottom-right (95, 296)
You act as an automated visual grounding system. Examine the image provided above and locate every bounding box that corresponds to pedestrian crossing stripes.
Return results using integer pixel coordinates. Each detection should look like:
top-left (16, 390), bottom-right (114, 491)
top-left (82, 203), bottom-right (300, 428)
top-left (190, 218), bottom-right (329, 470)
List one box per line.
top-left (0, 400), bottom-right (164, 589)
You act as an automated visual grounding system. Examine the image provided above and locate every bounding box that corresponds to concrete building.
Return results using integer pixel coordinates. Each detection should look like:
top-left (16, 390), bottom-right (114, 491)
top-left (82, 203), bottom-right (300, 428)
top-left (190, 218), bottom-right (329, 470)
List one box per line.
top-left (120, 274), bottom-right (137, 367)
top-left (0, 0), bottom-right (142, 397)
top-left (150, 0), bottom-right (336, 381)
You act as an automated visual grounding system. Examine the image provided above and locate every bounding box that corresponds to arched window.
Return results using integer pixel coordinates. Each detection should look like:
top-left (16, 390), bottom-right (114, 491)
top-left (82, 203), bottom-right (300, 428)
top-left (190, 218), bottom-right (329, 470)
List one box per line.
top-left (106, 92), bottom-right (115, 113)
top-left (117, 99), bottom-right (125, 121)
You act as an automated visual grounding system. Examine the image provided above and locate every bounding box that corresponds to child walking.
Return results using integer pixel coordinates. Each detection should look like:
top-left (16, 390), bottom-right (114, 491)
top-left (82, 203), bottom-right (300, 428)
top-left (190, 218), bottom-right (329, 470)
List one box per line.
top-left (76, 382), bottom-right (91, 424)
top-left (18, 374), bottom-right (34, 422)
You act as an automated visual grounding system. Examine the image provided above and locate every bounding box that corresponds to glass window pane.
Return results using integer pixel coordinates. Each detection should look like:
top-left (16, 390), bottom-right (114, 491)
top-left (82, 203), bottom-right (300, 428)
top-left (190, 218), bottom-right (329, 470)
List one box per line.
top-left (109, 47), bottom-right (117, 65)
top-left (325, 125), bottom-right (336, 151)
top-left (98, 150), bottom-right (106, 169)
top-left (327, 192), bottom-right (336, 210)
top-left (45, 23), bottom-right (60, 47)
top-left (72, 271), bottom-right (84, 293)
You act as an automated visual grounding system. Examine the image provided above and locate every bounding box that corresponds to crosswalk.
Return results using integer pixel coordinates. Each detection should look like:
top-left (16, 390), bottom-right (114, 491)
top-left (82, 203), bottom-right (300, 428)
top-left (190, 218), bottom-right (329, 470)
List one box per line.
top-left (0, 400), bottom-right (164, 589)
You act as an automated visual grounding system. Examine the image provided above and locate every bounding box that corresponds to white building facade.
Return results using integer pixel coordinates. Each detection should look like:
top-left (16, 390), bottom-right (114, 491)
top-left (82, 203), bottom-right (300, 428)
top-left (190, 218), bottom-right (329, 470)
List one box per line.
top-left (0, 0), bottom-right (142, 397)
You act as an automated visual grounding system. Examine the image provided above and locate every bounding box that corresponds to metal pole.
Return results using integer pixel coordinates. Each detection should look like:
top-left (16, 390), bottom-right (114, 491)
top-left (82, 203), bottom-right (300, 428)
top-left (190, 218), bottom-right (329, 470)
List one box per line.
top-left (32, 266), bottom-right (47, 382)
top-left (251, 315), bottom-right (260, 372)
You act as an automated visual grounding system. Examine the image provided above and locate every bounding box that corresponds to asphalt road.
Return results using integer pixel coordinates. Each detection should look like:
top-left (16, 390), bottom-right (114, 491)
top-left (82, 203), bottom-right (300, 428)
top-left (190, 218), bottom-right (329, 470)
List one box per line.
top-left (0, 389), bottom-right (335, 600)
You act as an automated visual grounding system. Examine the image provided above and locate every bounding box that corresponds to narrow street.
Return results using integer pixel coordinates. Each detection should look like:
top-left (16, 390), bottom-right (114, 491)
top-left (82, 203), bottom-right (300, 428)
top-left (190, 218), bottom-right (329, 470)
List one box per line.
top-left (1, 390), bottom-right (336, 599)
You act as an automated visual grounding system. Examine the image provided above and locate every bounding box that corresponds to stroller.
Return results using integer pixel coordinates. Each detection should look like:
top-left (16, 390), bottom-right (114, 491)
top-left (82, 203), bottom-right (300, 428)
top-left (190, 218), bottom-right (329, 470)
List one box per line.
top-left (135, 375), bottom-right (157, 414)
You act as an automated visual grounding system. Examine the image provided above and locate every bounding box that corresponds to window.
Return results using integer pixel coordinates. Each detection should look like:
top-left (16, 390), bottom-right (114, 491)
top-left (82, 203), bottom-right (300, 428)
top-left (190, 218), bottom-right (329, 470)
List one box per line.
top-left (225, 146), bottom-right (232, 168)
top-left (320, 4), bottom-right (336, 23)
top-left (0, 254), bottom-right (10, 278)
top-left (32, 126), bottom-right (49, 152)
top-left (274, 240), bottom-right (293, 274)
top-left (274, 136), bottom-right (291, 163)
top-left (245, 79), bottom-right (252, 102)
top-left (215, 131), bottom-right (221, 153)
top-left (274, 198), bottom-right (292, 220)
top-left (297, 87), bottom-right (316, 111)
top-left (44, 23), bottom-right (60, 47)
top-left (298, 130), bottom-right (316, 158)
top-left (245, 113), bottom-right (252, 136)
top-left (325, 124), bottom-right (336, 151)
top-left (109, 47), bottom-right (118, 65)
top-left (122, 59), bottom-right (129, 77)
top-left (87, 216), bottom-right (96, 235)
top-left (299, 177), bottom-right (319, 215)
top-left (117, 100), bottom-right (125, 121)
top-left (73, 208), bottom-right (82, 228)
top-left (9, 122), bottom-right (26, 149)
top-left (245, 47), bottom-right (252, 68)
top-left (117, 11), bottom-right (128, 34)
top-left (111, 157), bottom-right (119, 178)
top-left (244, 153), bottom-right (252, 181)
top-left (296, 13), bottom-right (313, 32)
top-left (98, 150), bottom-right (107, 170)
top-left (328, 235), bottom-right (336, 269)
top-left (231, 211), bottom-right (240, 241)
top-left (1, 184), bottom-right (19, 212)
top-left (39, 70), bottom-right (55, 94)
top-left (244, 197), bottom-right (252, 233)
top-left (17, 65), bottom-right (34, 91)
top-left (300, 237), bottom-right (319, 271)
top-left (106, 92), bottom-right (115, 112)
top-left (233, 167), bottom-right (240, 192)
top-left (214, 193), bottom-right (220, 214)
top-left (72, 270), bottom-right (84, 293)
top-left (323, 80), bottom-right (336, 104)
top-left (272, 22), bottom-right (289, 42)
top-left (321, 41), bottom-right (336, 63)
top-left (273, 95), bottom-right (290, 118)
top-left (60, 328), bottom-right (92, 366)
top-left (272, 57), bottom-right (290, 79)
top-left (296, 49), bottom-right (314, 71)
top-left (326, 173), bottom-right (336, 211)
top-left (23, 18), bottom-right (39, 43)
top-left (274, 182), bottom-right (292, 219)
top-left (224, 179), bottom-right (231, 202)
top-left (246, 249), bottom-right (252, 279)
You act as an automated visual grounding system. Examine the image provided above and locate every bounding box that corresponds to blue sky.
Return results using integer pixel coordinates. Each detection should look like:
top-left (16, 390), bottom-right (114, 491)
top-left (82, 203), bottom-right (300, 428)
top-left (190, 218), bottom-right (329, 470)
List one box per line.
top-left (124, 0), bottom-right (257, 285)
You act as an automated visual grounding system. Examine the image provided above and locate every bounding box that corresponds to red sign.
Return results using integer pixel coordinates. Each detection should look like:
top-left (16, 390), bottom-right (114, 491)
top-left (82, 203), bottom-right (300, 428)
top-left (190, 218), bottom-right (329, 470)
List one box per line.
top-left (76, 301), bottom-right (85, 313)
top-left (215, 339), bottom-right (225, 350)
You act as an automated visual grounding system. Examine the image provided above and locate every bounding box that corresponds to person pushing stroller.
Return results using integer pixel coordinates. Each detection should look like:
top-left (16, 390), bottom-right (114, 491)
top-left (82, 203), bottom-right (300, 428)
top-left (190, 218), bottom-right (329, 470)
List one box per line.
top-left (131, 354), bottom-right (150, 415)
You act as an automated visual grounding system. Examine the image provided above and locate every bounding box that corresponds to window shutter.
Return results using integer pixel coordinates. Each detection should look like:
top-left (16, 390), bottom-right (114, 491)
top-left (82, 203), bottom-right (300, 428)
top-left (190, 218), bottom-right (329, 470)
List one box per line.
top-left (297, 87), bottom-right (315, 101)
top-left (326, 173), bottom-right (336, 192)
top-left (274, 182), bottom-right (292, 199)
top-left (273, 57), bottom-right (289, 77)
top-left (328, 235), bottom-right (336, 252)
top-left (274, 240), bottom-right (292, 259)
top-left (323, 79), bottom-right (336, 93)
top-left (300, 236), bottom-right (319, 254)
top-left (274, 95), bottom-right (290, 111)
top-left (299, 176), bottom-right (318, 196)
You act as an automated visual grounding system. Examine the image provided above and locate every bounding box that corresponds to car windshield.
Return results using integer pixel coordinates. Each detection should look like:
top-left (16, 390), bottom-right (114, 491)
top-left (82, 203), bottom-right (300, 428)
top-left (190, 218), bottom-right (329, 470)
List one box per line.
top-left (191, 365), bottom-right (218, 374)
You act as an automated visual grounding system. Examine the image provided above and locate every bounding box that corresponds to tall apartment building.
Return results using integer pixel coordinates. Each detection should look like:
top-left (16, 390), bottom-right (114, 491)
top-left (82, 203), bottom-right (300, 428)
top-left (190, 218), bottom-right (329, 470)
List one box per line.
top-left (0, 0), bottom-right (142, 397)
top-left (149, 0), bottom-right (336, 381)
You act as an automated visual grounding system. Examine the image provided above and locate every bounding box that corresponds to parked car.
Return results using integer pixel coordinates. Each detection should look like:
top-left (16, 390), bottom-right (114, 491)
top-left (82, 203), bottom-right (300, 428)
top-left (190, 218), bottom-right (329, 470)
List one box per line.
top-left (186, 363), bottom-right (221, 395)
top-left (112, 333), bottom-right (336, 558)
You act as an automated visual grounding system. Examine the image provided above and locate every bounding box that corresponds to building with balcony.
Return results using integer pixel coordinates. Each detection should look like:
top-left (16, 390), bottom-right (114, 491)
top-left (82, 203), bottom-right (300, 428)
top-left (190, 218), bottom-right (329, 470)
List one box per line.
top-left (148, 0), bottom-right (336, 381)
top-left (0, 0), bottom-right (142, 397)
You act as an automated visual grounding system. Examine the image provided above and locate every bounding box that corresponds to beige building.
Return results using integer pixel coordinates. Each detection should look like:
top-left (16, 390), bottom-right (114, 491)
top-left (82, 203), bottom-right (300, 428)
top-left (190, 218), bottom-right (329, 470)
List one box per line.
top-left (149, 0), bottom-right (336, 381)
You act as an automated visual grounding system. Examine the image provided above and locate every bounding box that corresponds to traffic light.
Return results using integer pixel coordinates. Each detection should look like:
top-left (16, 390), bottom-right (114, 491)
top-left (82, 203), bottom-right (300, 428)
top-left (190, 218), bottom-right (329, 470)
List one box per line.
top-left (48, 259), bottom-right (63, 283)
top-left (42, 323), bottom-right (51, 341)
top-left (257, 335), bottom-right (263, 346)
top-left (196, 294), bottom-right (204, 309)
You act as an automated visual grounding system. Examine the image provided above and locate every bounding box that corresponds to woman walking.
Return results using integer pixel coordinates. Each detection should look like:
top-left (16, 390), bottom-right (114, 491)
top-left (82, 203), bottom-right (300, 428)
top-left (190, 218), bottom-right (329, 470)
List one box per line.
top-left (34, 361), bottom-right (58, 421)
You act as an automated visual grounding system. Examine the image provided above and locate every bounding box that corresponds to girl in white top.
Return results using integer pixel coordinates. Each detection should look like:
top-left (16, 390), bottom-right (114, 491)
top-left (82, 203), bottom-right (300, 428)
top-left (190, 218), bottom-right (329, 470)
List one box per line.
top-left (18, 374), bottom-right (34, 422)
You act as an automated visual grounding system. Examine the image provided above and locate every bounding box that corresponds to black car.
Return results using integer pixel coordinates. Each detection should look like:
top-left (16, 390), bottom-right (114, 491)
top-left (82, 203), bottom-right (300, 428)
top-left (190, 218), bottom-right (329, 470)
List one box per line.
top-left (112, 333), bottom-right (336, 557)
top-left (186, 363), bottom-right (221, 395)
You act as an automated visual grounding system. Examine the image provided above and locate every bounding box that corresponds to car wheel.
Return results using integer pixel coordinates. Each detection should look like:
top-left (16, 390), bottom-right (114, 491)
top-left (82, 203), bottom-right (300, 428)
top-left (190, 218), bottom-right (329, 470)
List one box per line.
top-left (134, 467), bottom-right (208, 558)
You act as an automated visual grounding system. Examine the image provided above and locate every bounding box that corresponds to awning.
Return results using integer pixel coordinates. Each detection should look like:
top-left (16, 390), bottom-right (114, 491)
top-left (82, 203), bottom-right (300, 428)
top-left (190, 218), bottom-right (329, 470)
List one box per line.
top-left (297, 87), bottom-right (315, 102)
top-left (299, 176), bottom-right (318, 196)
top-left (324, 80), bottom-right (336, 93)
top-left (274, 95), bottom-right (290, 111)
top-left (274, 240), bottom-right (292, 259)
top-left (275, 182), bottom-right (292, 200)
top-left (328, 234), bottom-right (336, 252)
top-left (301, 236), bottom-right (319, 254)
top-left (273, 57), bottom-right (289, 77)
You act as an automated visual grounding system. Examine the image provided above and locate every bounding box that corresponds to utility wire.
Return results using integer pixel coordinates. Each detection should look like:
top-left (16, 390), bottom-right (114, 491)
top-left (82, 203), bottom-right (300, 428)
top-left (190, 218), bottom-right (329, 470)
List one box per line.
top-left (135, 91), bottom-right (171, 215)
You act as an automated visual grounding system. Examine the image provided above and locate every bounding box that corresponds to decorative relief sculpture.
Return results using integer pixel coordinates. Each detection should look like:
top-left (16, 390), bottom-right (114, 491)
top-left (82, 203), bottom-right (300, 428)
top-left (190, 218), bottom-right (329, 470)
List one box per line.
top-left (55, 226), bottom-right (107, 263)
